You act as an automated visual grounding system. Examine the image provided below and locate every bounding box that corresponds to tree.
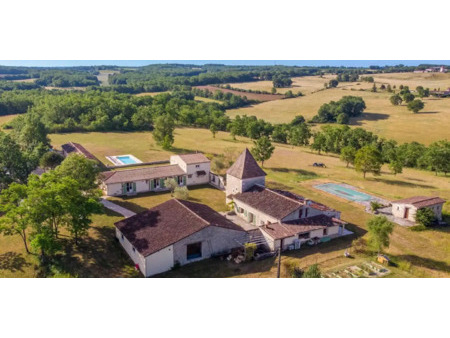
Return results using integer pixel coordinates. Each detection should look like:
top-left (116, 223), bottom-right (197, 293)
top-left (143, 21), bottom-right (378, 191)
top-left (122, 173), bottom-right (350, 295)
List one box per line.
top-left (367, 216), bottom-right (394, 254)
top-left (291, 115), bottom-right (306, 126)
top-left (415, 208), bottom-right (436, 227)
top-left (311, 132), bottom-right (327, 154)
top-left (0, 132), bottom-right (31, 188)
top-left (285, 90), bottom-right (294, 98)
top-left (416, 86), bottom-right (429, 98)
top-left (165, 178), bottom-right (178, 196)
top-left (288, 124), bottom-right (311, 146)
top-left (251, 136), bottom-right (274, 167)
top-left (174, 186), bottom-right (189, 199)
top-left (340, 146), bottom-right (356, 167)
top-left (271, 87), bottom-right (277, 94)
top-left (354, 145), bottom-right (383, 178)
top-left (386, 84), bottom-right (392, 92)
top-left (0, 183), bottom-right (31, 253)
top-left (302, 264), bottom-right (322, 278)
top-left (388, 159), bottom-right (403, 175)
top-left (40, 151), bottom-right (64, 169)
top-left (421, 140), bottom-right (450, 175)
top-left (390, 94), bottom-right (403, 106)
top-left (328, 79), bottom-right (339, 88)
top-left (371, 83), bottom-right (377, 92)
top-left (209, 123), bottom-right (217, 138)
top-left (407, 99), bottom-right (425, 113)
top-left (56, 154), bottom-right (100, 192)
top-left (153, 114), bottom-right (175, 150)
top-left (402, 92), bottom-right (415, 103)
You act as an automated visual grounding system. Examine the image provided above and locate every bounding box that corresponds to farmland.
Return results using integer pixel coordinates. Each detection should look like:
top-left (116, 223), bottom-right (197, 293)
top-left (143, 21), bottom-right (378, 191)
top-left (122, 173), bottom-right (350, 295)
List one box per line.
top-left (227, 72), bottom-right (450, 144)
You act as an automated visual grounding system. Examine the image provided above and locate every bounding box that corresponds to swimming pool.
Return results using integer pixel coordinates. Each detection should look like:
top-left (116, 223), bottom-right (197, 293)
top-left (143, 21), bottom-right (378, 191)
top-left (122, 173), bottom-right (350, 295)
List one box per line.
top-left (106, 154), bottom-right (143, 166)
top-left (117, 155), bottom-right (138, 164)
top-left (315, 183), bottom-right (374, 202)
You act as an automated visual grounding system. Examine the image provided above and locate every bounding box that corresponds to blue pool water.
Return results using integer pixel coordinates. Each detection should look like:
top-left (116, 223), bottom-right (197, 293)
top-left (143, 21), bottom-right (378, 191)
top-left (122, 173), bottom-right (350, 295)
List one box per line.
top-left (315, 183), bottom-right (374, 202)
top-left (117, 156), bottom-right (138, 164)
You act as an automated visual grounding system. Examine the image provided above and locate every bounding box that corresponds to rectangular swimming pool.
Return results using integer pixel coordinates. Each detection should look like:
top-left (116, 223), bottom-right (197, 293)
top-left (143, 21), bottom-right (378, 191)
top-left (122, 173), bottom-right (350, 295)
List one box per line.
top-left (315, 183), bottom-right (374, 202)
top-left (116, 155), bottom-right (138, 164)
top-left (106, 154), bottom-right (143, 166)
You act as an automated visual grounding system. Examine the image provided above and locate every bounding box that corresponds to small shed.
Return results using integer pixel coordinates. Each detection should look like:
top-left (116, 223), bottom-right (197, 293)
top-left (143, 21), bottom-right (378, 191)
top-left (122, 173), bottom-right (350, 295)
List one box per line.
top-left (377, 254), bottom-right (390, 265)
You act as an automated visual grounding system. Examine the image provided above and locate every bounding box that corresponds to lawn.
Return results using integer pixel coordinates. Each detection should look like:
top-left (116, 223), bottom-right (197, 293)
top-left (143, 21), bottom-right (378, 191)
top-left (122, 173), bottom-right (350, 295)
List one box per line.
top-left (227, 72), bottom-right (450, 144)
top-left (3, 127), bottom-right (449, 278)
top-left (47, 128), bottom-right (450, 277)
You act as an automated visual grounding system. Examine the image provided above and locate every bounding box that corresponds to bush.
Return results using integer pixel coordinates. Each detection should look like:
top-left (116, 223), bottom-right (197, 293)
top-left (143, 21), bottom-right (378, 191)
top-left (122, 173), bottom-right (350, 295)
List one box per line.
top-left (174, 186), bottom-right (189, 200)
top-left (244, 243), bottom-right (257, 261)
top-left (370, 201), bottom-right (384, 213)
top-left (302, 264), bottom-right (322, 278)
top-left (415, 208), bottom-right (436, 227)
top-left (397, 260), bottom-right (411, 272)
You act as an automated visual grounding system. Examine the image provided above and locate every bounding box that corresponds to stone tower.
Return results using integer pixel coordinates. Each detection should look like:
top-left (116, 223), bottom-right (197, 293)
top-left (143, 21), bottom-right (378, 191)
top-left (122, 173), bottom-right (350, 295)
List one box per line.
top-left (226, 148), bottom-right (266, 200)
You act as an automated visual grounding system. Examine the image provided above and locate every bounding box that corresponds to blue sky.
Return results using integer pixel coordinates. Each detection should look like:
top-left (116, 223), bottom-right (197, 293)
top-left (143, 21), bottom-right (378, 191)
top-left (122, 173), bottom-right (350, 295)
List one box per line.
top-left (1, 60), bottom-right (449, 68)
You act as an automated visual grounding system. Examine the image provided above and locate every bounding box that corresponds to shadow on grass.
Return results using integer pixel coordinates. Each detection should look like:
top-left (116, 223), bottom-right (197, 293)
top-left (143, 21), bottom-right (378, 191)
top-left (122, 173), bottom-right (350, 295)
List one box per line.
top-left (415, 111), bottom-right (439, 114)
top-left (350, 112), bottom-right (390, 126)
top-left (268, 167), bottom-right (319, 181)
top-left (0, 252), bottom-right (31, 273)
top-left (393, 254), bottom-right (450, 273)
top-left (371, 177), bottom-right (436, 189)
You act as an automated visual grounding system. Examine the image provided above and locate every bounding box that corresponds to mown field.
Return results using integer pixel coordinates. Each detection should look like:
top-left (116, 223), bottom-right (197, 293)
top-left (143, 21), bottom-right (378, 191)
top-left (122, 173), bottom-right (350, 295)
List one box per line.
top-left (227, 72), bottom-right (450, 144)
top-left (195, 85), bottom-right (283, 101)
top-left (39, 128), bottom-right (450, 278)
top-left (0, 114), bottom-right (18, 127)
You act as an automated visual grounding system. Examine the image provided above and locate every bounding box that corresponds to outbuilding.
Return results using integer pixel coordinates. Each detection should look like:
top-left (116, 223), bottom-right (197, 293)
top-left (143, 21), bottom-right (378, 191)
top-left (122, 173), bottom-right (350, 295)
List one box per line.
top-left (114, 198), bottom-right (247, 277)
top-left (391, 196), bottom-right (445, 223)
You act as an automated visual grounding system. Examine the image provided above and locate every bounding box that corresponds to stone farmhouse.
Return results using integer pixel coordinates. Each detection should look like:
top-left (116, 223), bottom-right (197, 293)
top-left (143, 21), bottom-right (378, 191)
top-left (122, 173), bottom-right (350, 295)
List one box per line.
top-left (113, 148), bottom-right (350, 276)
top-left (391, 196), bottom-right (446, 223)
top-left (100, 153), bottom-right (210, 196)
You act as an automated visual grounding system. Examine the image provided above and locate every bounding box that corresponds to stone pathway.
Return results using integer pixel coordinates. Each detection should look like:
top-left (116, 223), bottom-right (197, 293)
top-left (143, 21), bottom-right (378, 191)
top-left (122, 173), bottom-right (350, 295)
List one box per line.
top-left (101, 198), bottom-right (136, 218)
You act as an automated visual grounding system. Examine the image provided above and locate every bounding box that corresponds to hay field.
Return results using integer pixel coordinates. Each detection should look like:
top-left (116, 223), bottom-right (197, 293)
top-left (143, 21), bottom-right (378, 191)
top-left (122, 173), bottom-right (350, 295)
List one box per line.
top-left (0, 114), bottom-right (18, 127)
top-left (227, 73), bottom-right (450, 144)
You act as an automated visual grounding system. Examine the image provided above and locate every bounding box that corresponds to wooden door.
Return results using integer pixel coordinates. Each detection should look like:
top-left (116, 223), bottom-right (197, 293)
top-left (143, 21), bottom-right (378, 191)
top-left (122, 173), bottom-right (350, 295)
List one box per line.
top-left (404, 207), bottom-right (409, 219)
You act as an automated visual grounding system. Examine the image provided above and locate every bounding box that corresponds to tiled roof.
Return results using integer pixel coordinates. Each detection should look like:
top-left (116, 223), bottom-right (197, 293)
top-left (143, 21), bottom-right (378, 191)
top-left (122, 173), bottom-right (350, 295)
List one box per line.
top-left (100, 164), bottom-right (185, 184)
top-left (392, 196), bottom-right (446, 208)
top-left (61, 142), bottom-right (99, 162)
top-left (233, 185), bottom-right (303, 220)
top-left (114, 199), bottom-right (245, 257)
top-left (178, 153), bottom-right (210, 164)
top-left (261, 215), bottom-right (346, 240)
top-left (226, 148), bottom-right (266, 179)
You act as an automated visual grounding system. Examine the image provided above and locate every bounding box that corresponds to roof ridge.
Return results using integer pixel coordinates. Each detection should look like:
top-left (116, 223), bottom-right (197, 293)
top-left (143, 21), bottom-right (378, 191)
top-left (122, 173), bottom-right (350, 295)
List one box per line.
top-left (263, 185), bottom-right (304, 207)
top-left (173, 199), bottom-right (210, 226)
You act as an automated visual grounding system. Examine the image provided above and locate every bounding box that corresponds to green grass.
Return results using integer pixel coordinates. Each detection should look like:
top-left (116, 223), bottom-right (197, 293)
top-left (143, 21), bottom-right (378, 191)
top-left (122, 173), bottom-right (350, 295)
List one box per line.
top-left (2, 126), bottom-right (449, 278)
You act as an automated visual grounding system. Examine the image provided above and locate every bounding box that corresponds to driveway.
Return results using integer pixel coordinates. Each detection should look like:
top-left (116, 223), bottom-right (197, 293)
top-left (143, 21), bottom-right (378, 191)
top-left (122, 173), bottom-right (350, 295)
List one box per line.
top-left (101, 198), bottom-right (136, 218)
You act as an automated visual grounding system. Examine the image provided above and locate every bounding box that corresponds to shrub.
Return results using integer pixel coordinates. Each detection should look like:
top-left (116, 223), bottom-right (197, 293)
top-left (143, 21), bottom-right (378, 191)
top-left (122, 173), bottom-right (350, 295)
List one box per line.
top-left (302, 264), bottom-right (322, 278)
top-left (174, 186), bottom-right (189, 199)
top-left (370, 201), bottom-right (383, 213)
top-left (397, 260), bottom-right (411, 272)
top-left (244, 243), bottom-right (257, 261)
top-left (415, 208), bottom-right (436, 227)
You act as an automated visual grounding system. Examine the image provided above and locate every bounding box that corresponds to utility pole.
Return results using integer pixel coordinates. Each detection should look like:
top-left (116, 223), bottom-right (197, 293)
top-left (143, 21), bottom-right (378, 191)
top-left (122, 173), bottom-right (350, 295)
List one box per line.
top-left (276, 247), bottom-right (281, 278)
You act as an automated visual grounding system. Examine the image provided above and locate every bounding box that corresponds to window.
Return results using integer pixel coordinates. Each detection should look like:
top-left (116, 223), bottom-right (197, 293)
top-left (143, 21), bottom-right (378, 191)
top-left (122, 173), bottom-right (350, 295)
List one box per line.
top-left (299, 209), bottom-right (303, 218)
top-left (323, 228), bottom-right (328, 236)
top-left (121, 234), bottom-right (124, 240)
top-left (177, 176), bottom-right (183, 185)
top-left (187, 242), bottom-right (202, 260)
top-left (132, 247), bottom-right (136, 253)
top-left (305, 208), bottom-right (308, 218)
top-left (188, 174), bottom-right (193, 178)
top-left (299, 233), bottom-right (310, 239)
top-left (195, 164), bottom-right (200, 168)
top-left (126, 182), bottom-right (134, 192)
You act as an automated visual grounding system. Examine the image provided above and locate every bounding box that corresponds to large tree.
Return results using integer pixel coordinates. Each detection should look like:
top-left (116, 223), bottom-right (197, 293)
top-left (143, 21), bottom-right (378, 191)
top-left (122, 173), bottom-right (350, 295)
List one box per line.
top-left (56, 154), bottom-right (100, 191)
top-left (153, 114), bottom-right (175, 150)
top-left (354, 145), bottom-right (383, 178)
top-left (40, 151), bottom-right (65, 169)
top-left (367, 216), bottom-right (394, 254)
top-left (0, 132), bottom-right (30, 188)
top-left (390, 94), bottom-right (403, 106)
top-left (251, 136), bottom-right (274, 167)
top-left (407, 99), bottom-right (425, 113)
top-left (288, 123), bottom-right (311, 146)
top-left (0, 183), bottom-right (31, 253)
top-left (340, 146), bottom-right (356, 167)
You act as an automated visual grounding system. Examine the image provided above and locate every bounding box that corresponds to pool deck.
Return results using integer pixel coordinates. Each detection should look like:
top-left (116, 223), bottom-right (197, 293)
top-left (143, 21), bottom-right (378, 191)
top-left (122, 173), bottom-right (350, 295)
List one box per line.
top-left (106, 154), bottom-right (143, 166)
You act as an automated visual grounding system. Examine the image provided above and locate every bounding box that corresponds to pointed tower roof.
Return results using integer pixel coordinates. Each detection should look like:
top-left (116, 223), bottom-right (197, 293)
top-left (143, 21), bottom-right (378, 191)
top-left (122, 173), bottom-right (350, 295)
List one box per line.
top-left (226, 148), bottom-right (266, 179)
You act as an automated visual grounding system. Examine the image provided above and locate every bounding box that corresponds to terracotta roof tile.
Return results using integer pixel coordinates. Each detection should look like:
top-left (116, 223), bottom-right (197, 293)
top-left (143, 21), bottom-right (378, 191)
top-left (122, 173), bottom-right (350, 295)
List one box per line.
top-left (115, 199), bottom-right (245, 256)
top-left (100, 165), bottom-right (185, 184)
top-left (61, 142), bottom-right (100, 162)
top-left (178, 153), bottom-right (210, 164)
top-left (226, 148), bottom-right (266, 179)
top-left (392, 196), bottom-right (446, 208)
